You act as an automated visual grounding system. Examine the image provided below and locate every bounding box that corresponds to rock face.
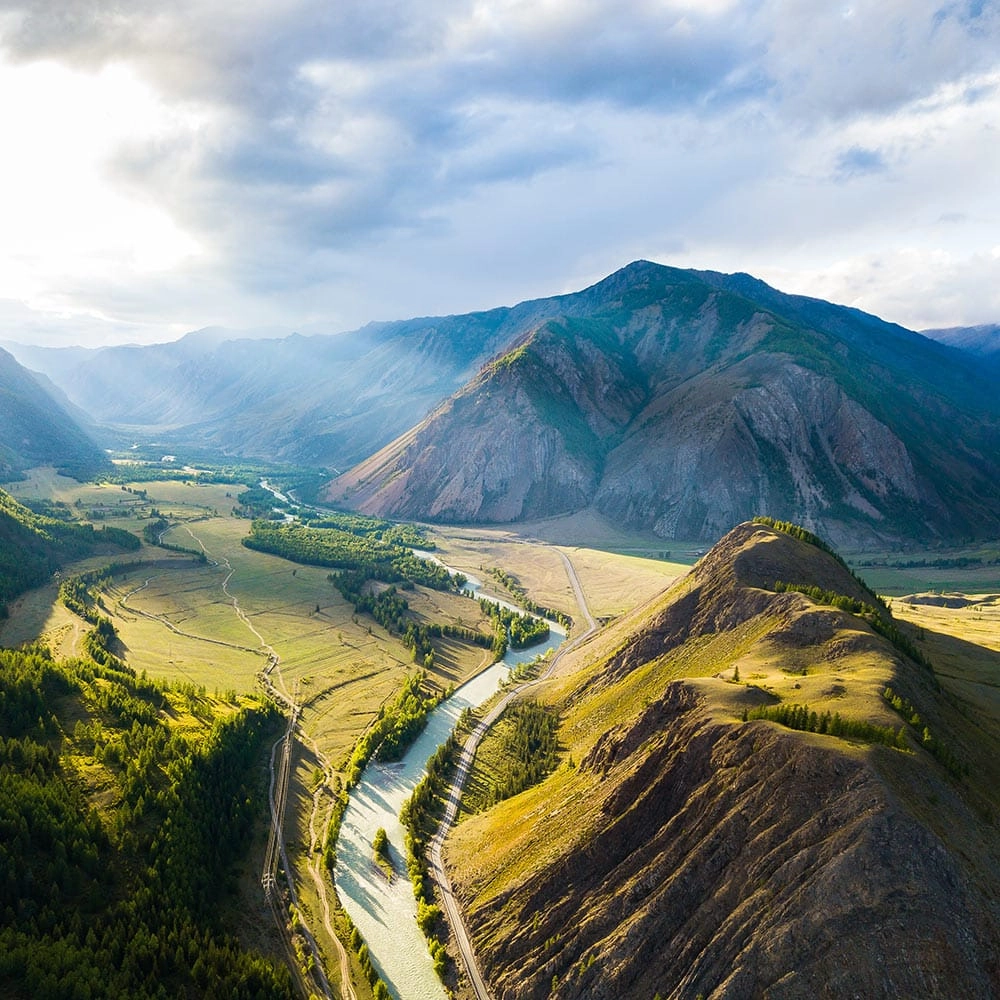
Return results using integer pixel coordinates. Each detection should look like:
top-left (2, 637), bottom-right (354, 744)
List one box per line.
top-left (336, 320), bottom-right (644, 522)
top-left (330, 262), bottom-right (1000, 547)
top-left (593, 360), bottom-right (922, 541)
top-left (479, 688), bottom-right (992, 1000)
top-left (444, 523), bottom-right (1000, 999)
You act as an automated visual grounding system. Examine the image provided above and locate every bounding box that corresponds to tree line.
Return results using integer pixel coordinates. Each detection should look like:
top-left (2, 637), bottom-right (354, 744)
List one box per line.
top-left (334, 574), bottom-right (494, 665)
top-left (399, 732), bottom-right (460, 983)
top-left (141, 517), bottom-right (207, 561)
top-left (882, 685), bottom-right (967, 778)
top-left (753, 516), bottom-right (885, 604)
top-left (302, 510), bottom-right (432, 550)
top-left (243, 520), bottom-right (463, 591)
top-left (481, 699), bottom-right (560, 806)
top-left (488, 566), bottom-right (573, 629)
top-left (772, 579), bottom-right (932, 672)
top-left (743, 701), bottom-right (907, 748)
top-left (0, 644), bottom-right (293, 999)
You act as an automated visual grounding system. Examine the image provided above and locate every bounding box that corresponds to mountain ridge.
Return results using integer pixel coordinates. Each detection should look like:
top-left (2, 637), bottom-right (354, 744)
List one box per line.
top-left (0, 346), bottom-right (107, 481)
top-left (328, 261), bottom-right (1000, 547)
top-left (444, 521), bottom-right (1000, 999)
top-left (922, 322), bottom-right (1000, 362)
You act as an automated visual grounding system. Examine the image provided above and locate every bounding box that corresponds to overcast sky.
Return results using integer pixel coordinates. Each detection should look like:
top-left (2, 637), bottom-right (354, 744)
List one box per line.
top-left (0, 0), bottom-right (997, 347)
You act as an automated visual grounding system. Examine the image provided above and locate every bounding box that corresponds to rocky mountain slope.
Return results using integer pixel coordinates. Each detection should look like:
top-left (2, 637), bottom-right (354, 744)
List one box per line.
top-left (329, 262), bottom-right (1000, 547)
top-left (444, 521), bottom-right (1000, 999)
top-left (0, 346), bottom-right (106, 480)
top-left (4, 301), bottom-right (577, 469)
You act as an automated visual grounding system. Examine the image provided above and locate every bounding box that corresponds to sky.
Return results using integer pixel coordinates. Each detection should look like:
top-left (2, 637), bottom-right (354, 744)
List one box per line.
top-left (0, 0), bottom-right (998, 348)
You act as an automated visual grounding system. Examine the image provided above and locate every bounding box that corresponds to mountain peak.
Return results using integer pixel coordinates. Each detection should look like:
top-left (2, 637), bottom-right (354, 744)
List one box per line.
top-left (329, 267), bottom-right (1000, 547)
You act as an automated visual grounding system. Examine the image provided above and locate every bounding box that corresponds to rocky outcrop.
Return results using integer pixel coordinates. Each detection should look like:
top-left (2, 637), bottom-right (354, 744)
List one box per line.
top-left (331, 319), bottom-right (644, 523)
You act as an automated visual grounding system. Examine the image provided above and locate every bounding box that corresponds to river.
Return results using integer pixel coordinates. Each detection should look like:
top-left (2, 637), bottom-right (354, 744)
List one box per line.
top-left (334, 574), bottom-right (565, 1000)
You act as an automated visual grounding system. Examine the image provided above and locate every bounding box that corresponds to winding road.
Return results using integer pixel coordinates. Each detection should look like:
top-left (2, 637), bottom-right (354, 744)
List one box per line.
top-left (428, 548), bottom-right (598, 1000)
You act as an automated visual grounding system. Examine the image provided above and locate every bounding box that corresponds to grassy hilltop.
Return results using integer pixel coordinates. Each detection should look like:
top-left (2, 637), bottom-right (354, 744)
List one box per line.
top-left (445, 520), bottom-right (1000, 999)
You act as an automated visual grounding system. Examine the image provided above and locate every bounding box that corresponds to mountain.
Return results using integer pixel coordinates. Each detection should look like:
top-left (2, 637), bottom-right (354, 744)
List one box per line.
top-left (444, 521), bottom-right (1000, 999)
top-left (922, 323), bottom-right (1000, 362)
top-left (328, 261), bottom-right (1000, 547)
top-left (4, 306), bottom-right (573, 469)
top-left (0, 346), bottom-right (107, 481)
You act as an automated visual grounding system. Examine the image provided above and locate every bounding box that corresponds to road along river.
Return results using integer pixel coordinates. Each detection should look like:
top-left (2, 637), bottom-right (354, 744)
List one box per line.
top-left (334, 585), bottom-right (565, 1000)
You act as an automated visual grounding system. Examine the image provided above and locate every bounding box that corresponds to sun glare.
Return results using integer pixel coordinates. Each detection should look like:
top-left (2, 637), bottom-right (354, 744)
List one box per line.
top-left (0, 58), bottom-right (201, 304)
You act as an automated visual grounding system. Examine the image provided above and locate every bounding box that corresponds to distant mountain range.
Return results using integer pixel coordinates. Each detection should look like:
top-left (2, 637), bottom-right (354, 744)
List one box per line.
top-left (923, 323), bottom-right (1000, 362)
top-left (4, 308), bottom-right (563, 470)
top-left (7, 262), bottom-right (1000, 547)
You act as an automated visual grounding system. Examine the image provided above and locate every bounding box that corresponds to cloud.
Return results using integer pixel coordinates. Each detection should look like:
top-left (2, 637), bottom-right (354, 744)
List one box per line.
top-left (0, 0), bottom-right (998, 344)
top-left (757, 246), bottom-right (1000, 331)
top-left (753, 0), bottom-right (1000, 120)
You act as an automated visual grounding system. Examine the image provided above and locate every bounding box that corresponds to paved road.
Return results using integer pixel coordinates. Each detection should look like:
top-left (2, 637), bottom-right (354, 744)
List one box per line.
top-left (428, 548), bottom-right (598, 1000)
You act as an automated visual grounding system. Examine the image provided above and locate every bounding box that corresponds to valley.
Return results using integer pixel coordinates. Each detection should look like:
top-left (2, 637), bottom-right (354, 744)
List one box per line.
top-left (2, 464), bottom-right (999, 997)
top-left (1, 263), bottom-right (998, 999)
top-left (0, 465), bottom-right (687, 998)
top-left (3, 0), bottom-right (999, 987)
top-left (11, 262), bottom-right (1000, 550)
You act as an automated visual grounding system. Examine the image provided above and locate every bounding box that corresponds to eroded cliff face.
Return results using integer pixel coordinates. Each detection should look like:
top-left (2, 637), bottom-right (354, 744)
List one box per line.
top-left (329, 263), bottom-right (996, 545)
top-left (345, 352), bottom-right (934, 545)
top-left (594, 361), bottom-right (929, 546)
top-left (467, 685), bottom-right (996, 1000)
